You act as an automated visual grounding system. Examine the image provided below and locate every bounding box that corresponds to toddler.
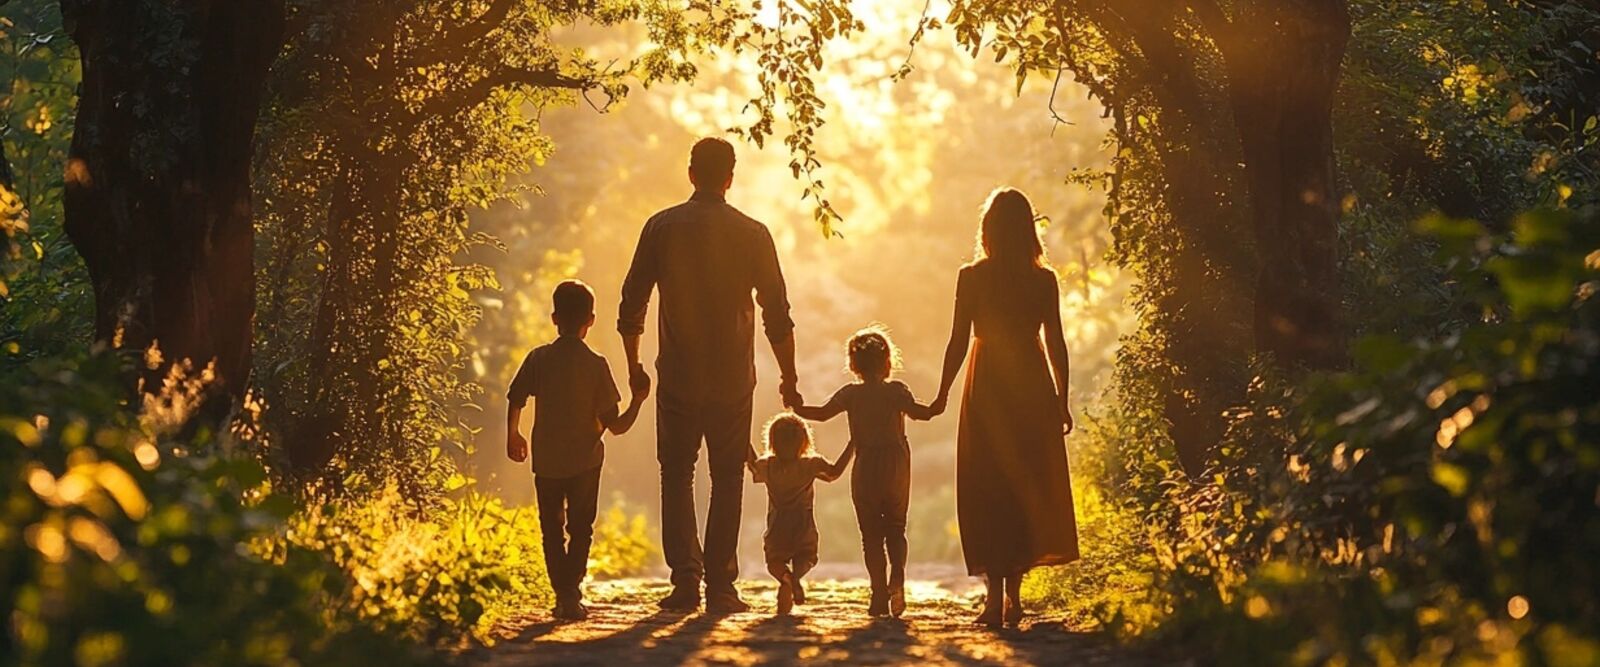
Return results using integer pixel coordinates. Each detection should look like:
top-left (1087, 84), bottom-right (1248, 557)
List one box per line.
top-left (747, 414), bottom-right (854, 615)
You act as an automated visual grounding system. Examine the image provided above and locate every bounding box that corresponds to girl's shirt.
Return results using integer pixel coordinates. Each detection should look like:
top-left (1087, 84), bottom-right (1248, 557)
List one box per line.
top-left (827, 380), bottom-right (915, 451)
top-left (752, 454), bottom-right (829, 519)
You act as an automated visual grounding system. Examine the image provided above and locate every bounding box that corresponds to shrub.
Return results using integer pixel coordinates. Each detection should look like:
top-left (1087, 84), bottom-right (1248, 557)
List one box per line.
top-left (587, 496), bottom-right (656, 580)
top-left (0, 353), bottom-right (423, 666)
top-left (1037, 206), bottom-right (1600, 664)
top-left (274, 485), bottom-right (551, 644)
top-left (1103, 207), bottom-right (1600, 664)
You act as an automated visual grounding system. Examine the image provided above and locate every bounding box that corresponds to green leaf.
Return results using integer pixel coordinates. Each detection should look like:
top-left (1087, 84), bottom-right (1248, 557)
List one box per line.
top-left (1487, 254), bottom-right (1579, 314)
top-left (1431, 462), bottom-right (1471, 497)
top-left (1353, 335), bottom-right (1414, 372)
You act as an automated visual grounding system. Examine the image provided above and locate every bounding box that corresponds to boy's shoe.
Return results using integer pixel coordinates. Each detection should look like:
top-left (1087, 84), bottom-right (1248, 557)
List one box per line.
top-left (889, 586), bottom-right (906, 618)
top-left (568, 600), bottom-right (590, 621)
top-left (867, 593), bottom-right (890, 617)
top-left (706, 590), bottom-right (751, 615)
top-left (776, 576), bottom-right (795, 616)
top-left (792, 578), bottom-right (807, 606)
top-left (657, 588), bottom-right (701, 612)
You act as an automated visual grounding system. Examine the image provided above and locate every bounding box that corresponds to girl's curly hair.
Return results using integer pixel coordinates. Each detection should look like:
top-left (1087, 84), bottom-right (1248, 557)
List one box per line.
top-left (763, 413), bottom-right (814, 461)
top-left (846, 325), bottom-right (900, 380)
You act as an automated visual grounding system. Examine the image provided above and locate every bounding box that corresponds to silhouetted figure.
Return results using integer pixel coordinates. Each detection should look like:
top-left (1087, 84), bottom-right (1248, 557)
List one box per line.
top-left (618, 138), bottom-right (803, 613)
top-left (792, 327), bottom-right (936, 617)
top-left (746, 415), bottom-right (853, 616)
top-left (507, 280), bottom-right (650, 621)
top-left (931, 188), bottom-right (1079, 629)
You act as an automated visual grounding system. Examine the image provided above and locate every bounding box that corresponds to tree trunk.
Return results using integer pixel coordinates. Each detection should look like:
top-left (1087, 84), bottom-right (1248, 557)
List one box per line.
top-left (1227, 0), bottom-right (1352, 369)
top-left (1110, 4), bottom-right (1255, 475)
top-left (61, 0), bottom-right (284, 400)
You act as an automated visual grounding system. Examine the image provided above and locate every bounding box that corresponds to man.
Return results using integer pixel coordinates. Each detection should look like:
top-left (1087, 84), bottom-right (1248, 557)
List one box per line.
top-left (619, 137), bottom-right (801, 613)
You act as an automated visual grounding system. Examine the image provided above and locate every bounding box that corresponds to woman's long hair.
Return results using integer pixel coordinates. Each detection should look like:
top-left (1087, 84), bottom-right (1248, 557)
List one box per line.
top-left (976, 187), bottom-right (1045, 268)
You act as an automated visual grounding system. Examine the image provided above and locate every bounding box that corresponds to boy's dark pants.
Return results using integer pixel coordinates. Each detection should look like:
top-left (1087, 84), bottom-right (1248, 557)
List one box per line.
top-left (535, 467), bottom-right (602, 601)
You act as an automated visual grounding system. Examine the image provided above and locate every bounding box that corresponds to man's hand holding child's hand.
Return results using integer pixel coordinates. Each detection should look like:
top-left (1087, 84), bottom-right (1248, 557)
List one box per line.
top-left (630, 367), bottom-right (652, 400)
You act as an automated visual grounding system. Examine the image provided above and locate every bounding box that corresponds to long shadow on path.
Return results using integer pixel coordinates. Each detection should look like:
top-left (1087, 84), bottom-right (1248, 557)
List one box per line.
top-left (456, 578), bottom-right (1171, 666)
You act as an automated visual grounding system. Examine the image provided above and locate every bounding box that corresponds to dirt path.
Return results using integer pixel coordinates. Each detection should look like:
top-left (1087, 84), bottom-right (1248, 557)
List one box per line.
top-left (458, 576), bottom-right (1171, 666)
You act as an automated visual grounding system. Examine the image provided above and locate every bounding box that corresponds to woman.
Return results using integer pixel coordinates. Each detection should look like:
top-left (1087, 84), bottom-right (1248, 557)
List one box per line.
top-left (931, 188), bottom-right (1079, 628)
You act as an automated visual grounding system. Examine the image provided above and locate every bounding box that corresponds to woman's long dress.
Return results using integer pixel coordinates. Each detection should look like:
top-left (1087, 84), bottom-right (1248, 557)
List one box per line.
top-left (955, 260), bottom-right (1079, 576)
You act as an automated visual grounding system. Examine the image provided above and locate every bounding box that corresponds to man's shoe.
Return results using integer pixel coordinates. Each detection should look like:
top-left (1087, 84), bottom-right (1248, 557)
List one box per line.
top-left (792, 577), bottom-right (807, 606)
top-left (570, 600), bottom-right (590, 621)
top-left (657, 588), bottom-right (701, 611)
top-left (705, 591), bottom-right (751, 615)
top-left (889, 586), bottom-right (906, 618)
top-left (553, 597), bottom-right (581, 621)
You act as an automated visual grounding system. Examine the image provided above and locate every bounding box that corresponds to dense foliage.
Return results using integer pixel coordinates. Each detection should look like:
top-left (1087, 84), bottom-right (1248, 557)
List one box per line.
top-left (1110, 207), bottom-right (1600, 664)
top-left (0, 354), bottom-right (420, 665)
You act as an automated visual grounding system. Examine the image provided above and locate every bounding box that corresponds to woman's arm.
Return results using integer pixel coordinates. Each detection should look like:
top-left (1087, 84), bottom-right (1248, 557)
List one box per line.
top-left (1041, 274), bottom-right (1074, 434)
top-left (932, 271), bottom-right (975, 414)
top-left (793, 387), bottom-right (847, 422)
top-left (818, 441), bottom-right (857, 482)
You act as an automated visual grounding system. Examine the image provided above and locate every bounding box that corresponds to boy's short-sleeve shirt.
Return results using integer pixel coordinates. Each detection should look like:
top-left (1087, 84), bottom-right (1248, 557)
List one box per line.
top-left (508, 336), bottom-right (622, 479)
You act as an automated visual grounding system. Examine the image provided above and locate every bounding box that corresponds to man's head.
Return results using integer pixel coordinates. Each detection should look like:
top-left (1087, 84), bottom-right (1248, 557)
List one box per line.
top-left (551, 279), bottom-right (596, 337)
top-left (688, 137), bottom-right (736, 193)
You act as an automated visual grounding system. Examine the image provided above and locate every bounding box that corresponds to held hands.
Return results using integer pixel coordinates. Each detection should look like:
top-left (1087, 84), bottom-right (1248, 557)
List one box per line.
top-left (930, 390), bottom-right (949, 417)
top-left (507, 432), bottom-right (529, 463)
top-left (779, 377), bottom-right (803, 409)
top-left (629, 364), bottom-right (652, 401)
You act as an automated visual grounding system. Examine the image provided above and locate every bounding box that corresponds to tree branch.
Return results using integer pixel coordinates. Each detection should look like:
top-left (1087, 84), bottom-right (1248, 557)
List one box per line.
top-left (409, 0), bottom-right (516, 66)
top-left (412, 64), bottom-right (594, 119)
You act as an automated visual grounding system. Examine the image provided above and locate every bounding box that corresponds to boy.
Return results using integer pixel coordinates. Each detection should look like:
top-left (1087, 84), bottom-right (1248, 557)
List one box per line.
top-left (507, 279), bottom-right (649, 621)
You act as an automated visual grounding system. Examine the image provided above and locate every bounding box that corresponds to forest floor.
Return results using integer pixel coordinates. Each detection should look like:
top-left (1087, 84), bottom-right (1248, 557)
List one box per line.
top-left (457, 566), bottom-right (1173, 666)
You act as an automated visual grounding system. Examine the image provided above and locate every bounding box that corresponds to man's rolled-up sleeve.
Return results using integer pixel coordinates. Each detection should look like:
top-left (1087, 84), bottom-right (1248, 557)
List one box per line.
top-left (618, 219), bottom-right (658, 336)
top-left (753, 225), bottom-right (795, 344)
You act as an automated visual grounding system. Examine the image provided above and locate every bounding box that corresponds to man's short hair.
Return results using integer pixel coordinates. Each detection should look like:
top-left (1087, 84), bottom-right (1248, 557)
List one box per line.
top-left (689, 137), bottom-right (736, 186)
top-left (552, 279), bottom-right (595, 329)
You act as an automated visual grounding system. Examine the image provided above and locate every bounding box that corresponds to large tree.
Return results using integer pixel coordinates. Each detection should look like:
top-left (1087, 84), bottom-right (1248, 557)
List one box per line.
top-left (253, 0), bottom-right (698, 482)
top-left (60, 0), bottom-right (285, 400)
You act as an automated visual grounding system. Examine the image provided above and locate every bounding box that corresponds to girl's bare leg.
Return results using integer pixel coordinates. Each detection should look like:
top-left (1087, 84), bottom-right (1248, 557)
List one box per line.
top-left (769, 562), bottom-right (796, 615)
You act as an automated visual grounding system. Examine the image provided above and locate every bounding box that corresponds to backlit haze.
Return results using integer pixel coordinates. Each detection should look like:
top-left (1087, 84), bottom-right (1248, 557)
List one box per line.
top-left (466, 2), bottom-right (1127, 568)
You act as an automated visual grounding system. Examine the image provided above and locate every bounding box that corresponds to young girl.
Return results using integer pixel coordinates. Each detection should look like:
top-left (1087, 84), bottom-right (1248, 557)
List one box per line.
top-left (747, 414), bottom-right (854, 615)
top-left (793, 327), bottom-right (937, 617)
